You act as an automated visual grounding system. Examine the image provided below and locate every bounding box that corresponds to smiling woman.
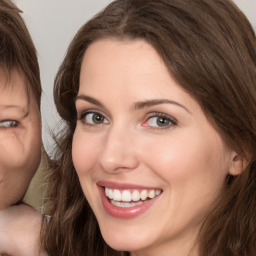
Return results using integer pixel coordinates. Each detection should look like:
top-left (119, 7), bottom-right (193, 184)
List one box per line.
top-left (41, 0), bottom-right (256, 255)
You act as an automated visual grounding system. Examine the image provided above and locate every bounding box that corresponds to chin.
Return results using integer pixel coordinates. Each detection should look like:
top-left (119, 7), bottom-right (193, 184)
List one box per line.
top-left (100, 226), bottom-right (153, 253)
top-left (105, 239), bottom-right (143, 253)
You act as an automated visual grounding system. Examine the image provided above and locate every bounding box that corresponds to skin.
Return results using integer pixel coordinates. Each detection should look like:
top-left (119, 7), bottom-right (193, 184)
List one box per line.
top-left (0, 69), bottom-right (41, 209)
top-left (0, 204), bottom-right (43, 256)
top-left (72, 39), bottom-right (240, 256)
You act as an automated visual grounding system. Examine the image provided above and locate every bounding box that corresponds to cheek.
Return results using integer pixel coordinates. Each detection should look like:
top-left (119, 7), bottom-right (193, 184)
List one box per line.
top-left (0, 135), bottom-right (37, 208)
top-left (0, 120), bottom-right (41, 198)
top-left (0, 133), bottom-right (28, 170)
top-left (72, 129), bottom-right (100, 177)
top-left (0, 128), bottom-right (41, 174)
top-left (141, 134), bottom-right (231, 221)
top-left (140, 132), bottom-right (230, 187)
top-left (72, 130), bottom-right (101, 207)
top-left (26, 119), bottom-right (42, 170)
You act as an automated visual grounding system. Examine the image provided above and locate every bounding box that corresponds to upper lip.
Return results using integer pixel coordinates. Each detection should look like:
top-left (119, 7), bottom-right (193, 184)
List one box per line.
top-left (97, 180), bottom-right (162, 190)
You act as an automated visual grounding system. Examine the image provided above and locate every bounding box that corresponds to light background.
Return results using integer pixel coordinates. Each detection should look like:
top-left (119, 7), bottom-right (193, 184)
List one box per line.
top-left (13, 0), bottom-right (256, 153)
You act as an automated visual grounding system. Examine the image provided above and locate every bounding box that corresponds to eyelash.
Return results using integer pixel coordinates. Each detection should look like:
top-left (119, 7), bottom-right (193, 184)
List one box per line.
top-left (78, 111), bottom-right (109, 126)
top-left (144, 112), bottom-right (177, 129)
top-left (77, 110), bottom-right (177, 129)
top-left (0, 120), bottom-right (20, 129)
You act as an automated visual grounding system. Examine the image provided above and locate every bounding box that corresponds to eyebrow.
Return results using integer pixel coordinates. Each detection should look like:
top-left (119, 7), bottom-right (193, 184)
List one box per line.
top-left (76, 95), bottom-right (105, 108)
top-left (76, 95), bottom-right (191, 114)
top-left (133, 99), bottom-right (191, 113)
top-left (0, 105), bottom-right (29, 116)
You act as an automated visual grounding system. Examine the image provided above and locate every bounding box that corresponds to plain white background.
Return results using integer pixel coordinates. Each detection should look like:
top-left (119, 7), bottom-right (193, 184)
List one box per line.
top-left (12, 0), bottom-right (256, 153)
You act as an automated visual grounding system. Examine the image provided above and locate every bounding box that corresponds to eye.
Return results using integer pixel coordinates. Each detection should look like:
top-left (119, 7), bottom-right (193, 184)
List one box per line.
top-left (144, 113), bottom-right (177, 128)
top-left (79, 111), bottom-right (109, 125)
top-left (0, 120), bottom-right (20, 128)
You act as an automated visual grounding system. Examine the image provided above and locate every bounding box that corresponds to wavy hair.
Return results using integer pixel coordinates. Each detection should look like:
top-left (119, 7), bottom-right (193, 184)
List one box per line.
top-left (41, 0), bottom-right (256, 255)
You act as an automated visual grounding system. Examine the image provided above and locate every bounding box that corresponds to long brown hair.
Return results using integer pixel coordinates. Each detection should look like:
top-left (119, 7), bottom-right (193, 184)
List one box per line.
top-left (41, 0), bottom-right (256, 255)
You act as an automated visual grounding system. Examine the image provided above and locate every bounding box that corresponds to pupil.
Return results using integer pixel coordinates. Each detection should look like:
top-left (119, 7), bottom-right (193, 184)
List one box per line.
top-left (93, 114), bottom-right (103, 123)
top-left (10, 121), bottom-right (16, 127)
top-left (157, 117), bottom-right (168, 126)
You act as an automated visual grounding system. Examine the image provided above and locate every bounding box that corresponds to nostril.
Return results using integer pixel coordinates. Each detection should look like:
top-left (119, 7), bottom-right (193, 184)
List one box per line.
top-left (98, 152), bottom-right (139, 174)
top-left (98, 131), bottom-right (139, 173)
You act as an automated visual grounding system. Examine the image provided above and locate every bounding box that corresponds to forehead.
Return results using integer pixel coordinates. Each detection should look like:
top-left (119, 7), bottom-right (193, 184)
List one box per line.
top-left (0, 69), bottom-right (32, 112)
top-left (81, 39), bottom-right (183, 94)
top-left (80, 39), bottom-right (171, 90)
top-left (0, 68), bottom-right (30, 99)
top-left (83, 38), bottom-right (160, 70)
top-left (79, 39), bottom-right (199, 111)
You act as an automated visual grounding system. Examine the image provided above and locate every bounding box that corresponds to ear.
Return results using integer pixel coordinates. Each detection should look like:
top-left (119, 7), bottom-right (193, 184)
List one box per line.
top-left (228, 152), bottom-right (247, 176)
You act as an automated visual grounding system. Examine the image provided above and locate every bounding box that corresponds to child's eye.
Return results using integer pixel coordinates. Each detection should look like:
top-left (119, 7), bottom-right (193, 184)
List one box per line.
top-left (0, 120), bottom-right (20, 128)
top-left (79, 112), bottom-right (109, 125)
top-left (144, 113), bottom-right (177, 128)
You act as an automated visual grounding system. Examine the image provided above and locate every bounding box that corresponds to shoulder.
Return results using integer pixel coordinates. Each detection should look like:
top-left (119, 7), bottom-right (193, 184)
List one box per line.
top-left (0, 204), bottom-right (46, 256)
top-left (0, 204), bottom-right (42, 235)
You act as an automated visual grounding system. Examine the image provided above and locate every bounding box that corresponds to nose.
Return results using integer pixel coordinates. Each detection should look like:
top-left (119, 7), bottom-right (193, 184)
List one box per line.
top-left (98, 126), bottom-right (139, 174)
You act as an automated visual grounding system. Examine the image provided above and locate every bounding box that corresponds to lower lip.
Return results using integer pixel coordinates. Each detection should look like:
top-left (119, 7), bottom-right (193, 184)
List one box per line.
top-left (98, 186), bottom-right (161, 219)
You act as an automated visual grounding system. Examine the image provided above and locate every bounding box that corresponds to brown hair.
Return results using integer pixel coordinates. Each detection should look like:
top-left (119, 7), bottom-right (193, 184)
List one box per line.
top-left (0, 0), bottom-right (41, 107)
top-left (41, 0), bottom-right (256, 255)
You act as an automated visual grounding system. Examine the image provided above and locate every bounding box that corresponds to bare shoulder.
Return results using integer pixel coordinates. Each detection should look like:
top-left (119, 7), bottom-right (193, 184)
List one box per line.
top-left (0, 204), bottom-right (42, 235)
top-left (1, 204), bottom-right (41, 221)
top-left (0, 204), bottom-right (47, 256)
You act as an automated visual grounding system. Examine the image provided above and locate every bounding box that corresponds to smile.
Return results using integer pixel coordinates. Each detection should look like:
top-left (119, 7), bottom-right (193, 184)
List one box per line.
top-left (97, 181), bottom-right (163, 218)
top-left (105, 187), bottom-right (162, 208)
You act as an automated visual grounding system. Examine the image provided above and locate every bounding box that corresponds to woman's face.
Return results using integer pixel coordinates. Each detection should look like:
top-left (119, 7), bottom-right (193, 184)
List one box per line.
top-left (0, 69), bottom-right (41, 209)
top-left (72, 39), bottom-right (237, 255)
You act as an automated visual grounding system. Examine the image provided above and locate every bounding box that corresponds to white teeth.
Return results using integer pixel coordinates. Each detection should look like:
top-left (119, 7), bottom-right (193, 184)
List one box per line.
top-left (111, 200), bottom-right (146, 208)
top-left (140, 190), bottom-right (148, 200)
top-left (104, 187), bottom-right (162, 203)
top-left (105, 188), bottom-right (113, 199)
top-left (156, 189), bottom-right (161, 196)
top-left (108, 188), bottom-right (113, 199)
top-left (148, 190), bottom-right (155, 199)
top-left (131, 190), bottom-right (140, 201)
top-left (113, 189), bottom-right (122, 201)
top-left (122, 190), bottom-right (132, 202)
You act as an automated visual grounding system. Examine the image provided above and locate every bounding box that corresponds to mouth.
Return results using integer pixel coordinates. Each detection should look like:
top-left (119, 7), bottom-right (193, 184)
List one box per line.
top-left (97, 181), bottom-right (163, 218)
top-left (105, 187), bottom-right (162, 208)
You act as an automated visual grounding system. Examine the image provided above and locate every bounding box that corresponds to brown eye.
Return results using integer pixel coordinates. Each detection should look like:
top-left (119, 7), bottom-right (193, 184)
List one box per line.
top-left (92, 113), bottom-right (104, 123)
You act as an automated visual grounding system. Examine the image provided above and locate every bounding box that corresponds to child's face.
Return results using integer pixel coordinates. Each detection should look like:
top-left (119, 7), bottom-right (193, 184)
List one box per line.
top-left (0, 69), bottom-right (41, 209)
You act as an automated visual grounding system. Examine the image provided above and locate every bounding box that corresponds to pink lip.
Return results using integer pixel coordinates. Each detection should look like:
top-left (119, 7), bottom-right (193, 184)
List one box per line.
top-left (97, 181), bottom-right (162, 219)
top-left (97, 180), bottom-right (161, 190)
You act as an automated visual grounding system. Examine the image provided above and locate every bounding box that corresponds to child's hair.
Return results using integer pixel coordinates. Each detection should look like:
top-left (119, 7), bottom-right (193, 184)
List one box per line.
top-left (41, 0), bottom-right (256, 255)
top-left (0, 0), bottom-right (41, 107)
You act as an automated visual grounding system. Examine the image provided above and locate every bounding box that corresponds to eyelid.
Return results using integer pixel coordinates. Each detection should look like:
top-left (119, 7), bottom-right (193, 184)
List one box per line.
top-left (0, 120), bottom-right (20, 128)
top-left (77, 109), bottom-right (109, 126)
top-left (77, 109), bottom-right (106, 120)
top-left (75, 100), bottom-right (111, 120)
top-left (143, 112), bottom-right (177, 129)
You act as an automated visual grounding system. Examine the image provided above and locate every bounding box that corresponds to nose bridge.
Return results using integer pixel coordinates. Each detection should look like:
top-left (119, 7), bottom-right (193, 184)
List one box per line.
top-left (99, 124), bottom-right (138, 173)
